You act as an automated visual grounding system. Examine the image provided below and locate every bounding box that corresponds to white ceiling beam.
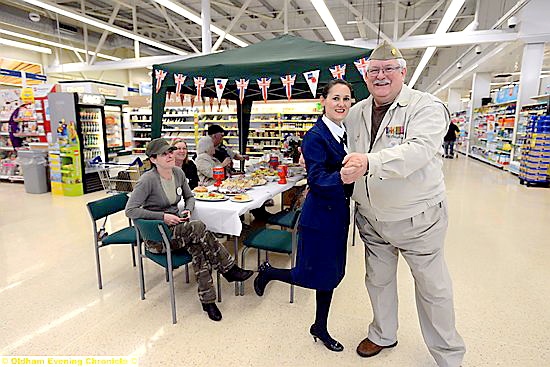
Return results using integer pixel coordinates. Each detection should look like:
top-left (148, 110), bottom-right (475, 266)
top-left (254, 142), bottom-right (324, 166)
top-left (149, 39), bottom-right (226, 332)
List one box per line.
top-left (20, 0), bottom-right (187, 55)
top-left (89, 3), bottom-right (121, 65)
top-left (399, 1), bottom-right (445, 40)
top-left (393, 0), bottom-right (399, 40)
top-left (46, 54), bottom-right (192, 73)
top-left (338, 29), bottom-right (519, 50)
top-left (212, 0), bottom-right (252, 52)
top-left (149, 1), bottom-right (200, 54)
top-left (339, 0), bottom-right (392, 44)
top-left (152, 0), bottom-right (248, 47)
top-left (311, 0), bottom-right (344, 42)
top-left (0, 37), bottom-right (52, 54)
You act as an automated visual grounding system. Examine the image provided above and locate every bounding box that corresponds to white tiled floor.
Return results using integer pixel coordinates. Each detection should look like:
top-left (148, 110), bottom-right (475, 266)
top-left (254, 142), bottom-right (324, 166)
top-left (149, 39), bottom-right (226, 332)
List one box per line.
top-left (1, 156), bottom-right (549, 366)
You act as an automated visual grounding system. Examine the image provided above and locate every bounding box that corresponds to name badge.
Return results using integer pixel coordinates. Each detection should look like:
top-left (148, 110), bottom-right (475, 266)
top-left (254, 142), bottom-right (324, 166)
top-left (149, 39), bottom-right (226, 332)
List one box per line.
top-left (176, 187), bottom-right (183, 196)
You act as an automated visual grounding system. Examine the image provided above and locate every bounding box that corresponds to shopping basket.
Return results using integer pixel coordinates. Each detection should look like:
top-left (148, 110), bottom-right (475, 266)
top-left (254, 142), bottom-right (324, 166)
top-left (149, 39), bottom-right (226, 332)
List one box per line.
top-left (90, 156), bottom-right (145, 193)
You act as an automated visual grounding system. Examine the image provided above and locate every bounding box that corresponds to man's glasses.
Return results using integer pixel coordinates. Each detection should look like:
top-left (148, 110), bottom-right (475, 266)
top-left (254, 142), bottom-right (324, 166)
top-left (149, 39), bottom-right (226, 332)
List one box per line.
top-left (367, 66), bottom-right (402, 77)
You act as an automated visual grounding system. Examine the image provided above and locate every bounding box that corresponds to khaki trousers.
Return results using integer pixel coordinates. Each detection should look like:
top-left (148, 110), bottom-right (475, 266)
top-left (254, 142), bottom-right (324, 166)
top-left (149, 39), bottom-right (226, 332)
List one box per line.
top-left (356, 200), bottom-right (465, 367)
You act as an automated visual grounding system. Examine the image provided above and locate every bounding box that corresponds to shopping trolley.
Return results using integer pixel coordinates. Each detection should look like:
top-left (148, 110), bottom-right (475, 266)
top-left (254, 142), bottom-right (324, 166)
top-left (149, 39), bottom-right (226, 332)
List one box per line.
top-left (90, 156), bottom-right (145, 193)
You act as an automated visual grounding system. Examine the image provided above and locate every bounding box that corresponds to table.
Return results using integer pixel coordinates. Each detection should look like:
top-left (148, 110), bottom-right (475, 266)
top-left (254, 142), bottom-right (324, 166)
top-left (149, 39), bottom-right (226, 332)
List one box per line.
top-left (183, 175), bottom-right (305, 295)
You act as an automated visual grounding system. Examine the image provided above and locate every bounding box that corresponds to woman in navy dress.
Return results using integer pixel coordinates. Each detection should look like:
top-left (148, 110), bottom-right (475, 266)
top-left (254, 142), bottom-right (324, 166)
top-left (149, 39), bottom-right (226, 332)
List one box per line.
top-left (254, 79), bottom-right (354, 352)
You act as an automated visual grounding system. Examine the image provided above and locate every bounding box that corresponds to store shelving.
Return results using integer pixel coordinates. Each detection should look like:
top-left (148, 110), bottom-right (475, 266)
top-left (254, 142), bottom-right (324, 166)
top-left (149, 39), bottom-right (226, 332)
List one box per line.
top-left (451, 110), bottom-right (468, 154)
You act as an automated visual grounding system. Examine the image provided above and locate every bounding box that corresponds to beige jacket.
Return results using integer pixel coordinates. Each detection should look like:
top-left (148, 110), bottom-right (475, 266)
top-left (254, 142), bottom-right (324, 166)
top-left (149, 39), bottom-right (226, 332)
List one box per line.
top-left (345, 85), bottom-right (448, 221)
top-left (195, 153), bottom-right (221, 186)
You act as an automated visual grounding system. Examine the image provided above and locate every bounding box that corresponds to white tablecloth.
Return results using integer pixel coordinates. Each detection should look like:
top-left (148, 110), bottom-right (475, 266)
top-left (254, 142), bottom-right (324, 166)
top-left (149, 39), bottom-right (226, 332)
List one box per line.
top-left (187, 176), bottom-right (304, 236)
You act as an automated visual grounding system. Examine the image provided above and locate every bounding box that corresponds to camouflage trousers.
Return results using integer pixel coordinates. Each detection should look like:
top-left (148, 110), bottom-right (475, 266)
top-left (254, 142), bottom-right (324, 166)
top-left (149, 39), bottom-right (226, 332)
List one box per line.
top-left (146, 220), bottom-right (234, 303)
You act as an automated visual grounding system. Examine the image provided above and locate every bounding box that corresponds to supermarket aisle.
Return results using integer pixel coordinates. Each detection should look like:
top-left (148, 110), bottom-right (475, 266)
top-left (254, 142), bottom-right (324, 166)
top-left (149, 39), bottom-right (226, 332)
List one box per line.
top-left (1, 156), bottom-right (549, 367)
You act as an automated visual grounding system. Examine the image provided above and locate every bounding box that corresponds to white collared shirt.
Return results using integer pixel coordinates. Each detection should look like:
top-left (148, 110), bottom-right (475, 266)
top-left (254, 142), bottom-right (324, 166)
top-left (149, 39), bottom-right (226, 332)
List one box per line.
top-left (322, 115), bottom-right (348, 153)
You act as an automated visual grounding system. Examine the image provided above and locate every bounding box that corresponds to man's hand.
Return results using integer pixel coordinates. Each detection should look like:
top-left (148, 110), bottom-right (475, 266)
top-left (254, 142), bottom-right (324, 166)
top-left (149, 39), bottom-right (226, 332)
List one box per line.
top-left (298, 147), bottom-right (306, 170)
top-left (221, 157), bottom-right (232, 167)
top-left (341, 153), bottom-right (369, 184)
top-left (242, 154), bottom-right (250, 161)
top-left (164, 213), bottom-right (183, 226)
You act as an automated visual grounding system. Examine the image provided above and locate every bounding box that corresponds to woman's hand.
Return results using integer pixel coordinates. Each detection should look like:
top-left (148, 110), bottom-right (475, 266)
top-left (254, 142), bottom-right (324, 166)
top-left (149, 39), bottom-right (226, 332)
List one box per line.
top-left (164, 213), bottom-right (183, 226)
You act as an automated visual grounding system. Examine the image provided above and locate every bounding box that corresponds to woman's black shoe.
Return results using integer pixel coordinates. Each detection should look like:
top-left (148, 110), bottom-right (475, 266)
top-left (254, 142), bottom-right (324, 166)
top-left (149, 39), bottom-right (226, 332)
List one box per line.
top-left (202, 302), bottom-right (222, 321)
top-left (253, 262), bottom-right (271, 297)
top-left (309, 324), bottom-right (344, 352)
top-left (222, 264), bottom-right (253, 282)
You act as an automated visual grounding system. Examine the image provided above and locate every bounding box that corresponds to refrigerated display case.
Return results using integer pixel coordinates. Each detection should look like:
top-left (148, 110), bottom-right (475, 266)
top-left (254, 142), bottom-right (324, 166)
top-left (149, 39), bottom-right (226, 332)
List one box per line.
top-left (48, 92), bottom-right (107, 194)
top-left (104, 100), bottom-right (128, 157)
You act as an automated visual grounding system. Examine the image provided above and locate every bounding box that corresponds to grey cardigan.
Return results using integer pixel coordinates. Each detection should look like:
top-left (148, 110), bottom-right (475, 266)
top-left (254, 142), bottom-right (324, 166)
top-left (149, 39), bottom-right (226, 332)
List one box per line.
top-left (125, 166), bottom-right (195, 220)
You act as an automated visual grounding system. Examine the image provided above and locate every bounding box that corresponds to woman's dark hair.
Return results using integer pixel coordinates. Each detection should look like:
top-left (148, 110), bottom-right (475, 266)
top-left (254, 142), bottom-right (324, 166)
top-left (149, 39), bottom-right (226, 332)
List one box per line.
top-left (321, 79), bottom-right (353, 98)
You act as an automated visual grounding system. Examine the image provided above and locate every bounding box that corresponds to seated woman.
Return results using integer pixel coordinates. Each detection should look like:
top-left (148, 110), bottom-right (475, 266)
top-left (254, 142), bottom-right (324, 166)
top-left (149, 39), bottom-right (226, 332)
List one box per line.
top-left (125, 138), bottom-right (253, 322)
top-left (195, 136), bottom-right (232, 186)
top-left (172, 139), bottom-right (199, 189)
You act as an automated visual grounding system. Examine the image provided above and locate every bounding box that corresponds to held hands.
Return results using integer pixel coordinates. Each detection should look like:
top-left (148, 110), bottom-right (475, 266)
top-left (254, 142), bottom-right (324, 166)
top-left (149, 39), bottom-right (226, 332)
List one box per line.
top-left (164, 213), bottom-right (184, 226)
top-left (341, 153), bottom-right (369, 184)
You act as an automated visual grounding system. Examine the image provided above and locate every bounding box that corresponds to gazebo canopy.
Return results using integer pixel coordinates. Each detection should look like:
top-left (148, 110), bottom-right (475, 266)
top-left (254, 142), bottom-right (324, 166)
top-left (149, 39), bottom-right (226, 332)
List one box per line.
top-left (151, 35), bottom-right (372, 149)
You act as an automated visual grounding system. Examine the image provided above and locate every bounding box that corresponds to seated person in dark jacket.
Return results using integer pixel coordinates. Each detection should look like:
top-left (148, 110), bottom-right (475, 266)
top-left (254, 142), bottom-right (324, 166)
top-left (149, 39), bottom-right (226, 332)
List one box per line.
top-left (208, 124), bottom-right (249, 173)
top-left (125, 138), bottom-right (253, 322)
top-left (172, 139), bottom-right (199, 189)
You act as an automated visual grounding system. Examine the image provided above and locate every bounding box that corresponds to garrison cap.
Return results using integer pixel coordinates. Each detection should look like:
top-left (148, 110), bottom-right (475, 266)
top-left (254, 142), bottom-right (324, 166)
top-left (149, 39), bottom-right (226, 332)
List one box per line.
top-left (145, 138), bottom-right (176, 157)
top-left (369, 41), bottom-right (403, 60)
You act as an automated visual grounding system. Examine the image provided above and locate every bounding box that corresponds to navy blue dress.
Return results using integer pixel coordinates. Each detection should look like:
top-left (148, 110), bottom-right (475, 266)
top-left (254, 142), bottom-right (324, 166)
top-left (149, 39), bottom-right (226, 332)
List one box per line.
top-left (291, 117), bottom-right (353, 291)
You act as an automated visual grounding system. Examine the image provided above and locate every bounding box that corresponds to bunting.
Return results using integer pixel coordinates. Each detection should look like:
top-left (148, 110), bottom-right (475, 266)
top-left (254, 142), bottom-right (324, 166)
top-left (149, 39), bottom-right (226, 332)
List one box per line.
top-left (354, 58), bottom-right (369, 84)
top-left (174, 73), bottom-right (187, 95)
top-left (193, 76), bottom-right (207, 101)
top-left (236, 78), bottom-right (249, 104)
top-left (154, 69), bottom-right (167, 93)
top-left (214, 78), bottom-right (228, 103)
top-left (280, 74), bottom-right (296, 100)
top-left (329, 64), bottom-right (346, 79)
top-left (256, 77), bottom-right (271, 103)
top-left (303, 70), bottom-right (320, 98)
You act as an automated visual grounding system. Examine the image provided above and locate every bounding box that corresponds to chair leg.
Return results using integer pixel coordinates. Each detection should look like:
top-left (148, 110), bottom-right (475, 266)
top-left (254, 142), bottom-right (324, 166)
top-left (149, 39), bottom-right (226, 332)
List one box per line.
top-left (352, 203), bottom-right (357, 246)
top-left (165, 269), bottom-right (169, 282)
top-left (137, 246), bottom-right (145, 301)
top-left (233, 236), bottom-right (240, 296)
top-left (290, 253), bottom-right (295, 304)
top-left (167, 264), bottom-right (177, 324)
top-left (217, 271), bottom-right (222, 303)
top-left (185, 264), bottom-right (190, 283)
top-left (240, 247), bottom-right (250, 296)
top-left (94, 242), bottom-right (103, 290)
top-left (131, 242), bottom-right (136, 267)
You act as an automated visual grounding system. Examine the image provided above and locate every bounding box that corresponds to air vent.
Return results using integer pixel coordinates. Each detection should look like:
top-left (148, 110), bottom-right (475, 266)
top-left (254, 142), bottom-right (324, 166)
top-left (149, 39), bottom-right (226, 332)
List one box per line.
top-left (58, 23), bottom-right (78, 35)
top-left (494, 73), bottom-right (512, 78)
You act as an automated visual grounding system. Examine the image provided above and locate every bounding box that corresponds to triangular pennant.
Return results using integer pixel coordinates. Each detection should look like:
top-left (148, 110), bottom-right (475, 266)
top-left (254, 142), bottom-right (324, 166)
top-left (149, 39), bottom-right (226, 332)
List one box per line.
top-left (354, 58), bottom-right (369, 84)
top-left (256, 77), bottom-right (272, 103)
top-left (329, 64), bottom-right (346, 79)
top-left (154, 69), bottom-right (167, 93)
top-left (280, 74), bottom-right (296, 100)
top-left (236, 78), bottom-right (249, 104)
top-left (214, 78), bottom-right (228, 102)
top-left (302, 70), bottom-right (320, 98)
top-left (194, 76), bottom-right (207, 102)
top-left (174, 73), bottom-right (187, 95)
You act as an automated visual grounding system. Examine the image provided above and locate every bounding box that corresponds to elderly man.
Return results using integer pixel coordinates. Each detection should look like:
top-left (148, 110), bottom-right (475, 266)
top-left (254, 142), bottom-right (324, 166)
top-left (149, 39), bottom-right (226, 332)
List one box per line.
top-left (207, 124), bottom-right (249, 172)
top-left (341, 41), bottom-right (465, 367)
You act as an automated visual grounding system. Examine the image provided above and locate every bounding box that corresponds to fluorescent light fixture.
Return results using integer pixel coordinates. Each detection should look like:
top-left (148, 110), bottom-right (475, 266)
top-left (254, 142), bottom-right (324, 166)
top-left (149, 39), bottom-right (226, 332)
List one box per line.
top-left (310, 0), bottom-right (345, 42)
top-left (407, 0), bottom-right (466, 88)
top-left (21, 0), bottom-right (187, 55)
top-left (0, 37), bottom-right (51, 54)
top-left (152, 0), bottom-right (248, 47)
top-left (0, 28), bottom-right (121, 61)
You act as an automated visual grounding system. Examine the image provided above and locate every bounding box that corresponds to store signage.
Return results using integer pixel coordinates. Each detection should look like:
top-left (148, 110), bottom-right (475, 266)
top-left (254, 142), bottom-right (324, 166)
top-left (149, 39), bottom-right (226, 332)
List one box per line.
top-left (26, 72), bottom-right (47, 81)
top-left (97, 87), bottom-right (118, 96)
top-left (78, 93), bottom-right (105, 106)
top-left (21, 87), bottom-right (35, 104)
top-left (66, 86), bottom-right (86, 93)
top-left (0, 68), bottom-right (22, 78)
top-left (139, 82), bottom-right (152, 96)
top-left (127, 87), bottom-right (139, 93)
top-left (0, 57), bottom-right (44, 86)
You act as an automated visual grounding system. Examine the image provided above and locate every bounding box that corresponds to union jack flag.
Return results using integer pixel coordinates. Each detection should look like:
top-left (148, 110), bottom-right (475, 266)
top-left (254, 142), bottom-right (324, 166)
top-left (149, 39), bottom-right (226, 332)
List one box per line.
top-left (174, 74), bottom-right (186, 95)
top-left (194, 76), bottom-right (207, 101)
top-left (154, 69), bottom-right (167, 93)
top-left (214, 78), bottom-right (228, 102)
top-left (280, 74), bottom-right (296, 100)
top-left (329, 64), bottom-right (346, 79)
top-left (256, 77), bottom-right (271, 103)
top-left (354, 58), bottom-right (369, 83)
top-left (236, 78), bottom-right (249, 104)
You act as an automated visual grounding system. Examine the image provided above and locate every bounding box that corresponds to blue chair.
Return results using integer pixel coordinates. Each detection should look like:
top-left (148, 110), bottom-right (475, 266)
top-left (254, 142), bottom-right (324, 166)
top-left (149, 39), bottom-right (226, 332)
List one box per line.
top-left (266, 185), bottom-right (307, 229)
top-left (241, 210), bottom-right (301, 302)
top-left (86, 193), bottom-right (137, 289)
top-left (133, 219), bottom-right (221, 324)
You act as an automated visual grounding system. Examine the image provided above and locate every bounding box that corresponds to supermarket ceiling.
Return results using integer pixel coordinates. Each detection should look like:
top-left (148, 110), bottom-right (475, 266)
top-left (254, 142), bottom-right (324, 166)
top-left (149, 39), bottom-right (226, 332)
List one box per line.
top-left (0, 0), bottom-right (548, 98)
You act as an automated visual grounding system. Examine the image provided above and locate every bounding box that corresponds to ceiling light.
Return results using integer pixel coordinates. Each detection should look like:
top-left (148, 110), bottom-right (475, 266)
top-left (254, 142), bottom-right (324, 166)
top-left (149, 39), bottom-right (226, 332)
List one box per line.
top-left (407, 0), bottom-right (465, 88)
top-left (152, 0), bottom-right (248, 47)
top-left (0, 37), bottom-right (51, 54)
top-left (21, 0), bottom-right (187, 55)
top-left (310, 0), bottom-right (345, 42)
top-left (0, 29), bottom-right (121, 61)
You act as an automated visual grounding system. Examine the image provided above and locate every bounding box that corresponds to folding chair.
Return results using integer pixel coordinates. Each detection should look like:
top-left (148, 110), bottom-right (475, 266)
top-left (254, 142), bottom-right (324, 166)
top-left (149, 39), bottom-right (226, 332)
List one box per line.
top-left (241, 210), bottom-right (301, 302)
top-left (86, 193), bottom-right (137, 289)
top-left (133, 219), bottom-right (221, 324)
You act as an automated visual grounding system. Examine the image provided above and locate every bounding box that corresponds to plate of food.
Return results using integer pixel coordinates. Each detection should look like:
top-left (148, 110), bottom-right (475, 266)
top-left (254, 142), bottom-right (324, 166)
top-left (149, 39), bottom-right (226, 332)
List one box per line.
top-left (193, 185), bottom-right (209, 193)
top-left (194, 192), bottom-right (227, 201)
top-left (230, 194), bottom-right (253, 203)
